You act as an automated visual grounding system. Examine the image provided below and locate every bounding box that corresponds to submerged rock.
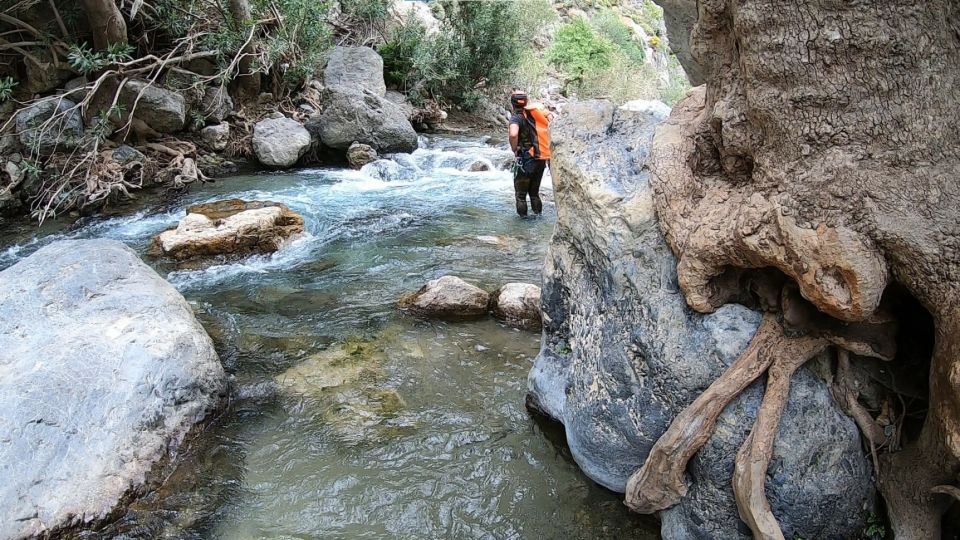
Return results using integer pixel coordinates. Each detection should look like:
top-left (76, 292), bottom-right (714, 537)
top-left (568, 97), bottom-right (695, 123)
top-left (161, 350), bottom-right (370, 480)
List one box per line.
top-left (526, 100), bottom-right (873, 539)
top-left (0, 239), bottom-right (225, 538)
top-left (491, 283), bottom-right (542, 330)
top-left (399, 275), bottom-right (490, 319)
top-left (252, 117), bottom-right (311, 167)
top-left (152, 199), bottom-right (304, 260)
top-left (275, 337), bottom-right (384, 395)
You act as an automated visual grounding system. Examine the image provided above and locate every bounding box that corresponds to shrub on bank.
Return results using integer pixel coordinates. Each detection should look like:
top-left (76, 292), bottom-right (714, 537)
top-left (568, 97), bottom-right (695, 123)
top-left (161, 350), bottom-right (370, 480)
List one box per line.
top-left (379, 0), bottom-right (554, 110)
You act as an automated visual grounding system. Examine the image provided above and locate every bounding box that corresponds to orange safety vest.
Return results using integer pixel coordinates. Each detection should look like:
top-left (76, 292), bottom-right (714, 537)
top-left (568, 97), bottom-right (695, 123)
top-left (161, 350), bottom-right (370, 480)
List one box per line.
top-left (520, 103), bottom-right (551, 161)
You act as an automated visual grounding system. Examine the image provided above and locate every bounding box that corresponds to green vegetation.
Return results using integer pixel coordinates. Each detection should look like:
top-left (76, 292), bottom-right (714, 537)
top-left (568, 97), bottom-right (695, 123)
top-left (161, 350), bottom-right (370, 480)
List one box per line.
top-left (66, 42), bottom-right (135, 75)
top-left (591, 10), bottom-right (645, 64)
top-left (0, 77), bottom-right (17, 103)
top-left (379, 0), bottom-right (554, 109)
top-left (547, 14), bottom-right (660, 103)
top-left (548, 18), bottom-right (615, 82)
top-left (863, 512), bottom-right (886, 539)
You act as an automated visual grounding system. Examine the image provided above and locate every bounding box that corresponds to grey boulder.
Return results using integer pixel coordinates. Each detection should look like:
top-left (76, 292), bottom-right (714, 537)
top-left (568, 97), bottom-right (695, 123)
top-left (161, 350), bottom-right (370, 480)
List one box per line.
top-left (15, 98), bottom-right (84, 155)
top-left (318, 86), bottom-right (418, 153)
top-left (526, 100), bottom-right (873, 539)
top-left (120, 79), bottom-right (187, 133)
top-left (323, 46), bottom-right (387, 97)
top-left (0, 239), bottom-right (225, 539)
top-left (491, 283), bottom-right (541, 330)
top-left (201, 123), bottom-right (230, 152)
top-left (252, 117), bottom-right (311, 167)
top-left (111, 144), bottom-right (147, 165)
top-left (400, 275), bottom-right (490, 319)
top-left (200, 86), bottom-right (234, 123)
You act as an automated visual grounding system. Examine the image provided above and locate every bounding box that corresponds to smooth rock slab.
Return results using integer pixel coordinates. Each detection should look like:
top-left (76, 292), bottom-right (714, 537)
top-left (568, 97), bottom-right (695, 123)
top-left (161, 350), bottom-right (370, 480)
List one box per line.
top-left (491, 283), bottom-right (542, 330)
top-left (399, 275), bottom-right (490, 319)
top-left (0, 239), bottom-right (225, 539)
top-left (252, 117), bottom-right (311, 167)
top-left (152, 199), bottom-right (305, 260)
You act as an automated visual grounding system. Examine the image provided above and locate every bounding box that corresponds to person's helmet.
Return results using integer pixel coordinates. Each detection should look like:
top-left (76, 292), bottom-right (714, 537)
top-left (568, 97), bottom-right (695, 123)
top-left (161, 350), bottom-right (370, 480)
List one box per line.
top-left (510, 90), bottom-right (528, 109)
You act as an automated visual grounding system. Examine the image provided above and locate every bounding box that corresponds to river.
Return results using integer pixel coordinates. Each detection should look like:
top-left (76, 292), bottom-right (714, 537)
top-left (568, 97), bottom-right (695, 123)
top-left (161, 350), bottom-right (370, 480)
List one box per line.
top-left (0, 135), bottom-right (657, 539)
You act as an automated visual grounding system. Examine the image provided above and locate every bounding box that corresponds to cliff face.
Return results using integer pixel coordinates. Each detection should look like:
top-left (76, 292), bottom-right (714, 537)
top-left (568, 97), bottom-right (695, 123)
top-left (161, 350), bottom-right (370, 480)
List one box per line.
top-left (526, 100), bottom-right (872, 539)
top-left (644, 1), bottom-right (960, 537)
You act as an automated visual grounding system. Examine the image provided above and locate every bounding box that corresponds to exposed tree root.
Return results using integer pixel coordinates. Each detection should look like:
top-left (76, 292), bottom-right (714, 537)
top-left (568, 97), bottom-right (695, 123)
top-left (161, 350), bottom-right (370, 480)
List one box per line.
top-left (732, 336), bottom-right (828, 540)
top-left (832, 350), bottom-right (889, 449)
top-left (625, 313), bottom-right (785, 513)
top-left (879, 314), bottom-right (960, 539)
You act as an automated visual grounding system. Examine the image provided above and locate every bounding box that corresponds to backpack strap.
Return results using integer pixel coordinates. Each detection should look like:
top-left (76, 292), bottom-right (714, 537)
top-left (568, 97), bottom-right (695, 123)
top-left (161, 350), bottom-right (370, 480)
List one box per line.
top-left (522, 109), bottom-right (541, 159)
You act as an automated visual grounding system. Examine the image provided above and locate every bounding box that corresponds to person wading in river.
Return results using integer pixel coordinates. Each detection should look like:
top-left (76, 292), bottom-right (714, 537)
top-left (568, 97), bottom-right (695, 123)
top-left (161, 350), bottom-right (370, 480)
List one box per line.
top-left (508, 89), bottom-right (551, 217)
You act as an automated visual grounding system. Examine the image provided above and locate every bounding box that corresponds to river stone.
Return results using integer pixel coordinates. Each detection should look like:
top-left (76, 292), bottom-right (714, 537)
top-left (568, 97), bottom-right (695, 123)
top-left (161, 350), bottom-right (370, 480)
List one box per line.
top-left (200, 86), bottom-right (234, 123)
top-left (323, 46), bottom-right (387, 97)
top-left (15, 98), bottom-right (84, 155)
top-left (201, 123), bottom-right (230, 151)
top-left (112, 144), bottom-right (146, 165)
top-left (120, 79), bottom-right (186, 133)
top-left (152, 199), bottom-right (305, 260)
top-left (526, 100), bottom-right (873, 539)
top-left (347, 141), bottom-right (378, 169)
top-left (0, 239), bottom-right (225, 539)
top-left (252, 117), bottom-right (311, 167)
top-left (399, 275), bottom-right (490, 319)
top-left (318, 86), bottom-right (418, 153)
top-left (491, 283), bottom-right (542, 330)
top-left (276, 338), bottom-right (385, 396)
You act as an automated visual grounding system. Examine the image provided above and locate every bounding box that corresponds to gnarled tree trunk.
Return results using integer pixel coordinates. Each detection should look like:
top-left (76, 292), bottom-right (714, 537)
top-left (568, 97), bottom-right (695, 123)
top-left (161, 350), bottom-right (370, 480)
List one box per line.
top-left (639, 0), bottom-right (960, 536)
top-left (228, 0), bottom-right (260, 102)
top-left (82, 0), bottom-right (127, 50)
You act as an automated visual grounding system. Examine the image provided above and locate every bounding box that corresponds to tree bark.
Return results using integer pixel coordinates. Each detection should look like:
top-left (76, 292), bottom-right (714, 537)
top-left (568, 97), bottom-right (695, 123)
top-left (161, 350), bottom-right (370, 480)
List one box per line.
top-left (82, 0), bottom-right (127, 50)
top-left (228, 0), bottom-right (260, 102)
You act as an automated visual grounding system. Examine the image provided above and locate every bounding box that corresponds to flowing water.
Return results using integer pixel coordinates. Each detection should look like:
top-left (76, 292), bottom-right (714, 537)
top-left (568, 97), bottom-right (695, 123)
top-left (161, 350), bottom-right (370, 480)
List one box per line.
top-left (0, 136), bottom-right (657, 539)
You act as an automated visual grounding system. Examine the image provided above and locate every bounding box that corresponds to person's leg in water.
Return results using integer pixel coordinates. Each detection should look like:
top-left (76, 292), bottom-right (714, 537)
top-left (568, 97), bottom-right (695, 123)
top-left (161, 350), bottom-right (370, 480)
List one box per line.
top-left (527, 160), bottom-right (546, 215)
top-left (514, 170), bottom-right (531, 216)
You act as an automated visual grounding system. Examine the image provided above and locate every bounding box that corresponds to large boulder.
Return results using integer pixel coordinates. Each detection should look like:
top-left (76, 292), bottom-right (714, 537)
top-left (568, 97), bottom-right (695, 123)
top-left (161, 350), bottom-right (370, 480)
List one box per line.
top-left (119, 80), bottom-right (186, 133)
top-left (491, 283), bottom-right (542, 330)
top-left (152, 199), bottom-right (305, 260)
top-left (399, 275), bottom-right (490, 319)
top-left (0, 239), bottom-right (225, 538)
top-left (252, 117), bottom-right (311, 167)
top-left (318, 86), bottom-right (418, 153)
top-left (15, 98), bottom-right (84, 155)
top-left (525, 100), bottom-right (873, 539)
top-left (323, 46), bottom-right (386, 97)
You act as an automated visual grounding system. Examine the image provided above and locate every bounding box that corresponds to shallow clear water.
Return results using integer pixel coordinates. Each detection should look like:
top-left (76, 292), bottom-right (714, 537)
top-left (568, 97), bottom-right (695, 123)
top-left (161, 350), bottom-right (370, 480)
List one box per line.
top-left (1, 136), bottom-right (657, 539)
